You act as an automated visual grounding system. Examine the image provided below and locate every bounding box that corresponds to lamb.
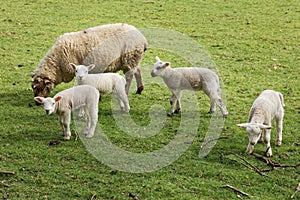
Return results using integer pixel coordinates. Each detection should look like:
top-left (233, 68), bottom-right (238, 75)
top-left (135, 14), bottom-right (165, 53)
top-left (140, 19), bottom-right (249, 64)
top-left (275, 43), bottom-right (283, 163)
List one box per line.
top-left (236, 90), bottom-right (284, 157)
top-left (34, 85), bottom-right (99, 140)
top-left (151, 56), bottom-right (228, 117)
top-left (70, 63), bottom-right (130, 113)
top-left (31, 23), bottom-right (147, 99)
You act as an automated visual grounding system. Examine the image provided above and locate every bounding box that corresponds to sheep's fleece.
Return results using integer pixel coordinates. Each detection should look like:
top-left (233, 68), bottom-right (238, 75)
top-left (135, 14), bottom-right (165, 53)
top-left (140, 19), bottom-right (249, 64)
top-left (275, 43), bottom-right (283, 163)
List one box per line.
top-left (31, 23), bottom-right (147, 98)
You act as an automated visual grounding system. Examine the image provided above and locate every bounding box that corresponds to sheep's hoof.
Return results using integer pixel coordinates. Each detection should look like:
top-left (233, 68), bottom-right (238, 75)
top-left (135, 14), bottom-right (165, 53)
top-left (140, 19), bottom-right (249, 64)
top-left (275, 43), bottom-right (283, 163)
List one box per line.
top-left (63, 136), bottom-right (71, 141)
top-left (208, 110), bottom-right (215, 114)
top-left (223, 114), bottom-right (228, 118)
top-left (85, 133), bottom-right (94, 138)
top-left (276, 139), bottom-right (282, 146)
top-left (136, 86), bottom-right (144, 94)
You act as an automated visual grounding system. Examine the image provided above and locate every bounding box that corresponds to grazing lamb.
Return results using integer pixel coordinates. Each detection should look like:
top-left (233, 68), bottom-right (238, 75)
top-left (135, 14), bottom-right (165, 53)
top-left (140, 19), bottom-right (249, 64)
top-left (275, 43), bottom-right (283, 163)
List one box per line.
top-left (71, 63), bottom-right (130, 113)
top-left (151, 56), bottom-right (228, 117)
top-left (237, 90), bottom-right (284, 157)
top-left (31, 23), bottom-right (147, 99)
top-left (34, 85), bottom-right (99, 140)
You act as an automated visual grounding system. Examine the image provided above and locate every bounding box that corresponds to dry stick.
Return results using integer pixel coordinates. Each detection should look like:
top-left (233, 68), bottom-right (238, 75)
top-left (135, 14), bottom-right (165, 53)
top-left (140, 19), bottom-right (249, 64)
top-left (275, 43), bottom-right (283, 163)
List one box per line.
top-left (227, 152), bottom-right (269, 177)
top-left (252, 153), bottom-right (300, 169)
top-left (291, 182), bottom-right (300, 199)
top-left (200, 134), bottom-right (234, 149)
top-left (222, 184), bottom-right (252, 198)
top-left (0, 171), bottom-right (15, 175)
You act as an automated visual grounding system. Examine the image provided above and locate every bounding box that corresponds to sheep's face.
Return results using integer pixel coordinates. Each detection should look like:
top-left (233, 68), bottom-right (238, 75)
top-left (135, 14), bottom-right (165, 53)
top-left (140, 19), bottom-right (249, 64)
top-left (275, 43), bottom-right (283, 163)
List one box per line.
top-left (70, 63), bottom-right (95, 82)
top-left (34, 96), bottom-right (62, 115)
top-left (31, 77), bottom-right (55, 98)
top-left (151, 56), bottom-right (170, 77)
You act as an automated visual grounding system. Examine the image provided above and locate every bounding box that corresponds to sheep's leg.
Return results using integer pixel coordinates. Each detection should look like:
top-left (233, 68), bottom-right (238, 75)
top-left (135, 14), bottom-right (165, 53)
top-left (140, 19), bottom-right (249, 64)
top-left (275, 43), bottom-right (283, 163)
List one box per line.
top-left (134, 66), bottom-right (144, 94)
top-left (125, 69), bottom-right (134, 95)
top-left (264, 129), bottom-right (272, 157)
top-left (275, 113), bottom-right (284, 146)
top-left (77, 107), bottom-right (85, 119)
top-left (60, 112), bottom-right (71, 140)
top-left (168, 92), bottom-right (177, 116)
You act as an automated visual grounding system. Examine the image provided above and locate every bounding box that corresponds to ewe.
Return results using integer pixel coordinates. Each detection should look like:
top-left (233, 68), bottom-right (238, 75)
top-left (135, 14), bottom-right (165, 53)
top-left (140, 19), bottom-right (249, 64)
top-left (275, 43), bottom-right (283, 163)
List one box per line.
top-left (71, 63), bottom-right (130, 113)
top-left (237, 90), bottom-right (284, 157)
top-left (34, 85), bottom-right (99, 140)
top-left (31, 23), bottom-right (147, 99)
top-left (151, 56), bottom-right (228, 117)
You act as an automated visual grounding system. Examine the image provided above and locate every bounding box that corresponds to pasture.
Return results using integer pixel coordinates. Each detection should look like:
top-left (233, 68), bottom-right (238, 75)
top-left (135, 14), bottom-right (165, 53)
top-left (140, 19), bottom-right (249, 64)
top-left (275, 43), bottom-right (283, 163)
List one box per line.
top-left (1, 0), bottom-right (299, 199)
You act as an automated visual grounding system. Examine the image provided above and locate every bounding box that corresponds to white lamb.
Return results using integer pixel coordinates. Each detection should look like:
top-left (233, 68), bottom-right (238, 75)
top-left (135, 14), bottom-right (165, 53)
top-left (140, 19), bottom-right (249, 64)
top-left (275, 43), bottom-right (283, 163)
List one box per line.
top-left (237, 90), bottom-right (284, 157)
top-left (70, 63), bottom-right (130, 113)
top-left (151, 56), bottom-right (228, 117)
top-left (34, 85), bottom-right (99, 140)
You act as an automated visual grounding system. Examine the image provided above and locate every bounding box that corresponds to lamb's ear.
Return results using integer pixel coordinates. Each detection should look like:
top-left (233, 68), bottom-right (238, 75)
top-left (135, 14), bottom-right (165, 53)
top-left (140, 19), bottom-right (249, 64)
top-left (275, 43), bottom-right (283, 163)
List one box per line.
top-left (259, 124), bottom-right (272, 129)
top-left (69, 63), bottom-right (77, 70)
top-left (34, 97), bottom-right (44, 104)
top-left (54, 96), bottom-right (63, 102)
top-left (155, 56), bottom-right (161, 62)
top-left (236, 123), bottom-right (249, 128)
top-left (87, 64), bottom-right (96, 72)
top-left (165, 62), bottom-right (170, 67)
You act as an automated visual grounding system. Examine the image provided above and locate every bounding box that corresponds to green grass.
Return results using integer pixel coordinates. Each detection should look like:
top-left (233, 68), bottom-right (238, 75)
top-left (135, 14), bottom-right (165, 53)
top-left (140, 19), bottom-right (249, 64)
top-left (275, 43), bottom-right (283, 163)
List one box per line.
top-left (1, 0), bottom-right (300, 199)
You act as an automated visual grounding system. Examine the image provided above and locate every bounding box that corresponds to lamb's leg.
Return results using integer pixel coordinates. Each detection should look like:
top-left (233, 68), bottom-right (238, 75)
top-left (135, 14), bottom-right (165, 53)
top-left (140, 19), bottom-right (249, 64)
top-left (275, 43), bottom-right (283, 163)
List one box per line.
top-left (246, 143), bottom-right (254, 155)
top-left (85, 105), bottom-right (98, 138)
top-left (134, 66), bottom-right (144, 94)
top-left (174, 91), bottom-right (182, 114)
top-left (60, 112), bottom-right (71, 140)
top-left (264, 129), bottom-right (272, 157)
top-left (168, 92), bottom-right (177, 116)
top-left (275, 113), bottom-right (284, 146)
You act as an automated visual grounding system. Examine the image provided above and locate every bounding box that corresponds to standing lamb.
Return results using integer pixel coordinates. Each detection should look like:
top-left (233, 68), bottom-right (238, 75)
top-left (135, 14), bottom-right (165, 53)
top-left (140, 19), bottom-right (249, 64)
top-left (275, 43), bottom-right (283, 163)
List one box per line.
top-left (71, 63), bottom-right (130, 113)
top-left (151, 56), bottom-right (228, 117)
top-left (31, 23), bottom-right (147, 99)
top-left (34, 85), bottom-right (99, 140)
top-left (237, 90), bottom-right (284, 157)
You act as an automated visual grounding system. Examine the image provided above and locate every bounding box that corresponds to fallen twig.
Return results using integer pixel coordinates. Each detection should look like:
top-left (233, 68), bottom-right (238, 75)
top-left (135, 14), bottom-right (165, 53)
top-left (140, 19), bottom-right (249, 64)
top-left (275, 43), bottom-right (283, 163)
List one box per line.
top-left (0, 171), bottom-right (15, 175)
top-left (200, 133), bottom-right (235, 149)
top-left (252, 153), bottom-right (300, 169)
top-left (222, 184), bottom-right (252, 198)
top-left (291, 182), bottom-right (300, 199)
top-left (226, 152), bottom-right (269, 177)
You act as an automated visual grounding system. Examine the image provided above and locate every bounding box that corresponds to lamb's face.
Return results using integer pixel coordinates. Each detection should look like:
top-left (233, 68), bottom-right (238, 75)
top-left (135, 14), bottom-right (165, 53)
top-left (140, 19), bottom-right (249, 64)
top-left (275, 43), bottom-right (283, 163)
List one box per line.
top-left (75, 65), bottom-right (89, 81)
top-left (31, 77), bottom-right (54, 99)
top-left (34, 97), bottom-right (56, 115)
top-left (245, 124), bottom-right (262, 145)
top-left (151, 56), bottom-right (170, 77)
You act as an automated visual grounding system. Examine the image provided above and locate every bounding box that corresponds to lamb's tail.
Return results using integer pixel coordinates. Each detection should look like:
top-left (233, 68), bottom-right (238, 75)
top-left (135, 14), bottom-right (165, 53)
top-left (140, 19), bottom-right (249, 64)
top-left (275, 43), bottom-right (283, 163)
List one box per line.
top-left (278, 92), bottom-right (285, 108)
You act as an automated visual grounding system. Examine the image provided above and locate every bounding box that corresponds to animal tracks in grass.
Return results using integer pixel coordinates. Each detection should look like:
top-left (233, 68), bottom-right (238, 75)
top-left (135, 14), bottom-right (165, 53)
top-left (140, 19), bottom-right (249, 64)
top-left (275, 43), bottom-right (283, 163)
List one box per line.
top-left (75, 28), bottom-right (227, 173)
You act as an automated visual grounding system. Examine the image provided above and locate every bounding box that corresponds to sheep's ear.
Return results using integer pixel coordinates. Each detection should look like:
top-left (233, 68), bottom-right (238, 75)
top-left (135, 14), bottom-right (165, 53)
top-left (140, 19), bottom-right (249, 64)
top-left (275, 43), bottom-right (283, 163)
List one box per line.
top-left (54, 96), bottom-right (63, 102)
top-left (34, 97), bottom-right (44, 103)
top-left (165, 62), bottom-right (170, 67)
top-left (236, 123), bottom-right (249, 128)
top-left (69, 63), bottom-right (77, 70)
top-left (259, 124), bottom-right (272, 130)
top-left (155, 56), bottom-right (161, 62)
top-left (87, 64), bottom-right (96, 72)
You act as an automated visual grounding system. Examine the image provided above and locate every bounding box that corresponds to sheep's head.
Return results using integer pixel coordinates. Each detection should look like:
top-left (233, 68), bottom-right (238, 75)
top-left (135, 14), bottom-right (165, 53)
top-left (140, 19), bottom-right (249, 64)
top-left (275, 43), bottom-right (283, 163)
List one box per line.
top-left (34, 96), bottom-right (62, 115)
top-left (70, 63), bottom-right (95, 82)
top-left (151, 56), bottom-right (170, 77)
top-left (236, 123), bottom-right (272, 146)
top-left (31, 75), bottom-right (55, 99)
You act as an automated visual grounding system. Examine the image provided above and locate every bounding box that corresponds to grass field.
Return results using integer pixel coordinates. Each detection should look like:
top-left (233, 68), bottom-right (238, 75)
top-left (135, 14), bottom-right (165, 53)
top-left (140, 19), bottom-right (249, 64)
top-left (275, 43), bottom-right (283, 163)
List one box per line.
top-left (1, 0), bottom-right (300, 199)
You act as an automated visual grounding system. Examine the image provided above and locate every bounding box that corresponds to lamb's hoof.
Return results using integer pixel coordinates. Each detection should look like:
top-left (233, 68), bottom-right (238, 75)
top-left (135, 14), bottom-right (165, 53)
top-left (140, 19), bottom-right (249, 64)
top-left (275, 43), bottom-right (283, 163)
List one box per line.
top-left (167, 113), bottom-right (174, 117)
top-left (85, 133), bottom-right (94, 138)
top-left (174, 108), bottom-right (181, 114)
top-left (63, 136), bottom-right (71, 141)
top-left (276, 140), bottom-right (282, 146)
top-left (208, 110), bottom-right (215, 114)
top-left (223, 114), bottom-right (228, 118)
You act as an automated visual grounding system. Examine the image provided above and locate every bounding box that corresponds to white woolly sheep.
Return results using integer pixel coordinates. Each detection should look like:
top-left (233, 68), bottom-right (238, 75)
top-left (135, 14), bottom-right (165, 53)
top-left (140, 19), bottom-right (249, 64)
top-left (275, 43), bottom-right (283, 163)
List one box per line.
top-left (34, 85), bottom-right (99, 140)
top-left (237, 90), bottom-right (284, 157)
top-left (70, 63), bottom-right (130, 113)
top-left (31, 23), bottom-right (147, 99)
top-left (151, 56), bottom-right (228, 117)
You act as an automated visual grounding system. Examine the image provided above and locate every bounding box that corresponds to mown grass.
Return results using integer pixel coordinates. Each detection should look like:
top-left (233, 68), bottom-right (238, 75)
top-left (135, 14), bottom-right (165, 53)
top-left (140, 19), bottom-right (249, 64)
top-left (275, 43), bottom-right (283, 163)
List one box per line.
top-left (1, 0), bottom-right (300, 199)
